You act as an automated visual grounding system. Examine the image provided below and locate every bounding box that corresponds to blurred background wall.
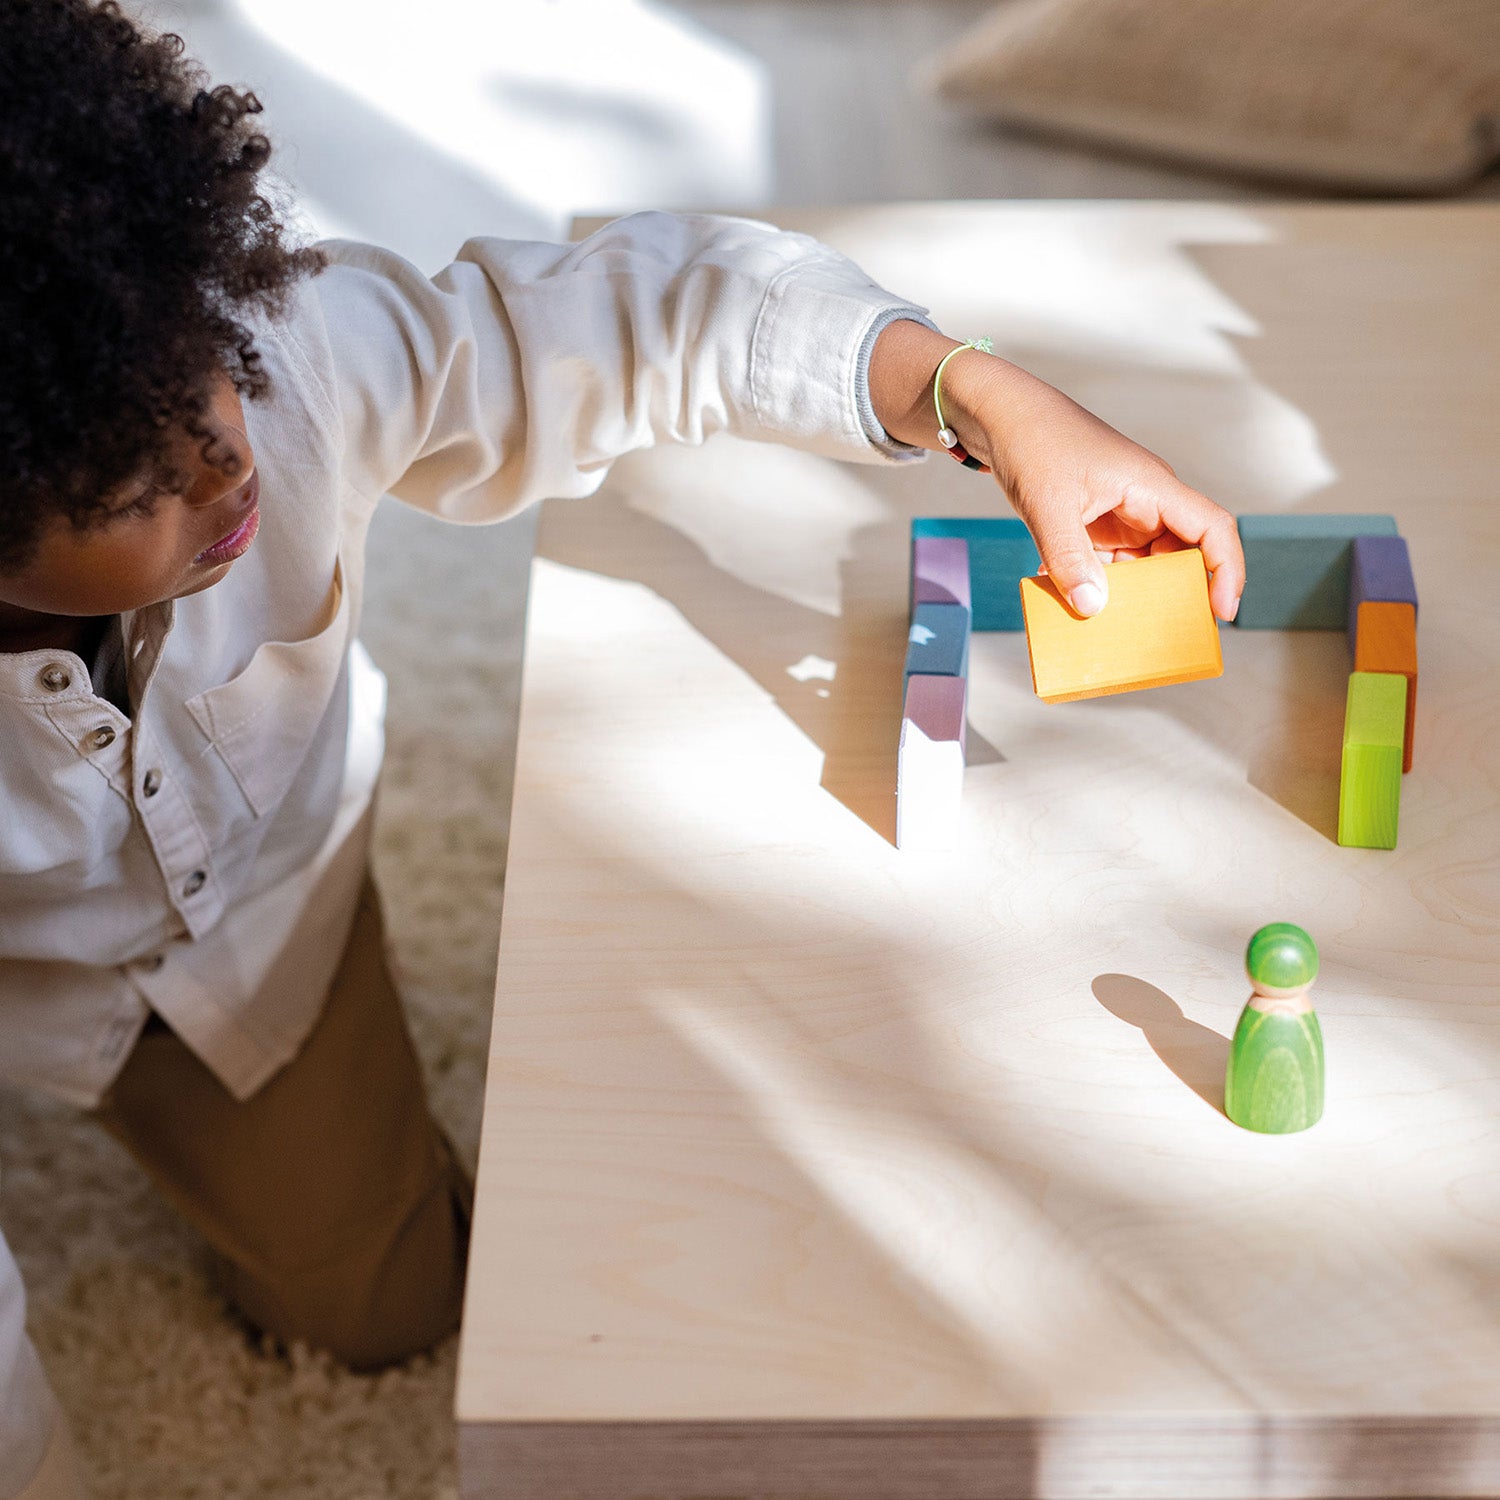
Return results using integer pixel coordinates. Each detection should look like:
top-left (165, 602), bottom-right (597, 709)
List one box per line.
top-left (145, 0), bottom-right (1459, 275)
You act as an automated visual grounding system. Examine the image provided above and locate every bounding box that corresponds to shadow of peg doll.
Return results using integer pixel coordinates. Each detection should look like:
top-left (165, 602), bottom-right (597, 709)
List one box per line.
top-left (1225, 923), bottom-right (1325, 1134)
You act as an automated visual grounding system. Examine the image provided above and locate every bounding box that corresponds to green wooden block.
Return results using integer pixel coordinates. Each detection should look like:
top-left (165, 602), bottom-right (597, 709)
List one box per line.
top-left (1225, 1006), bottom-right (1325, 1134)
top-left (1236, 513), bottom-right (1399, 630)
top-left (1339, 671), bottom-right (1405, 849)
top-left (912, 518), bottom-right (1039, 632)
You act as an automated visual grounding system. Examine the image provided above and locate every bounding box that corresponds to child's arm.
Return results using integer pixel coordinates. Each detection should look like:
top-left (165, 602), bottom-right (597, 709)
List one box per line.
top-left (869, 320), bottom-right (1246, 623)
top-left (308, 211), bottom-right (933, 520)
top-left (307, 212), bottom-right (1241, 621)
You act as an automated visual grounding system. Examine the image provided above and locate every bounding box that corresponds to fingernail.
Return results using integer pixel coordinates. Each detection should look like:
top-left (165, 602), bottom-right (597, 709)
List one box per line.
top-left (1228, 594), bottom-right (1241, 623)
top-left (1070, 579), bottom-right (1107, 617)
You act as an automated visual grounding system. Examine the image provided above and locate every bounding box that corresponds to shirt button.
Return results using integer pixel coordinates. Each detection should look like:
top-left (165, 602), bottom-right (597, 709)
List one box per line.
top-left (181, 869), bottom-right (207, 898)
top-left (85, 725), bottom-right (117, 752)
top-left (142, 768), bottom-right (163, 797)
top-left (38, 664), bottom-right (71, 692)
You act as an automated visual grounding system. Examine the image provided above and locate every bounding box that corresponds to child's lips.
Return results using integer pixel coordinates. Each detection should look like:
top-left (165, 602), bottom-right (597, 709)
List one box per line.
top-left (196, 473), bottom-right (261, 565)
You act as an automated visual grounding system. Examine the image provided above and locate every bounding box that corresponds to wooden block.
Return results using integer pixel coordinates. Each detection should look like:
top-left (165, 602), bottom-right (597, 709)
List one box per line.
top-left (1352, 601), bottom-right (1417, 772)
top-left (1339, 671), bottom-right (1405, 849)
top-left (1235, 513), bottom-right (1399, 629)
top-left (904, 602), bottom-right (970, 684)
top-left (896, 674), bottom-right (966, 851)
top-left (911, 518), bottom-right (1038, 631)
top-left (1348, 533), bottom-right (1418, 635)
top-left (910, 535), bottom-right (971, 617)
top-left (1018, 549), bottom-right (1223, 704)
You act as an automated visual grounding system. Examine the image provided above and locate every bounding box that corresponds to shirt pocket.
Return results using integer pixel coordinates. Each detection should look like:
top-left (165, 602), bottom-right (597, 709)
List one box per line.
top-left (185, 559), bottom-right (350, 820)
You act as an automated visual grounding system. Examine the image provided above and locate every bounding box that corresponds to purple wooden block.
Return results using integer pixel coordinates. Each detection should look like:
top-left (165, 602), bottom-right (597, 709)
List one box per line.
top-left (902, 673), bottom-right (968, 756)
top-left (911, 535), bottom-right (971, 614)
top-left (1348, 534), bottom-right (1417, 637)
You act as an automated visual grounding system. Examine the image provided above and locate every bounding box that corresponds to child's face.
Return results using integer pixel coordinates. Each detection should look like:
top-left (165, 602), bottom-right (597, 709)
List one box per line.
top-left (0, 373), bottom-right (257, 620)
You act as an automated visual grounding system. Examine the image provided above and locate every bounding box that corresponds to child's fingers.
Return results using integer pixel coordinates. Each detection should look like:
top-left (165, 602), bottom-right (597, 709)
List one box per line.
top-left (1012, 489), bottom-right (1110, 617)
top-left (1149, 476), bottom-right (1245, 622)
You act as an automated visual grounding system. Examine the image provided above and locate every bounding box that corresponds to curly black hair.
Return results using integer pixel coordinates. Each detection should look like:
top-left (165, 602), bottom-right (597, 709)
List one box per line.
top-left (0, 0), bottom-right (324, 570)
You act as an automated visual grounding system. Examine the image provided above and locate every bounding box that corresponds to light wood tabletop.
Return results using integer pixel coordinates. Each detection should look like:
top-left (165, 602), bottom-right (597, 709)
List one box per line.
top-left (456, 203), bottom-right (1500, 1499)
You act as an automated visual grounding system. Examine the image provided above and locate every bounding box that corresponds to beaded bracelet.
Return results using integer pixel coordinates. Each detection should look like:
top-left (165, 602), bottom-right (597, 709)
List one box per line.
top-left (933, 337), bottom-right (994, 473)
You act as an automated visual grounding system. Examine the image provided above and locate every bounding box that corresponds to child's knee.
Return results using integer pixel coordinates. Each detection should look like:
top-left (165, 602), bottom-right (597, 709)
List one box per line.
top-left (213, 1167), bottom-right (471, 1373)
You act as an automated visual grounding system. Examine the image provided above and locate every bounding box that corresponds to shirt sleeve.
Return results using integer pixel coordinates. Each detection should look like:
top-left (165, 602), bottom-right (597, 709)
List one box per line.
top-left (309, 211), bottom-right (935, 523)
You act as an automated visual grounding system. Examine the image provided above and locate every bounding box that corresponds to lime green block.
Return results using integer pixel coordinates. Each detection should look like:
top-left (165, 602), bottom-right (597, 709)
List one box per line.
top-left (1225, 1006), bottom-right (1325, 1134)
top-left (1339, 671), bottom-right (1405, 849)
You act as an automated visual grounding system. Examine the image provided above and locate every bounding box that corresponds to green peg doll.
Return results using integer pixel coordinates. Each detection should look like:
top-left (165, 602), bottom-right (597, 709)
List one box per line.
top-left (1225, 923), bottom-right (1324, 1134)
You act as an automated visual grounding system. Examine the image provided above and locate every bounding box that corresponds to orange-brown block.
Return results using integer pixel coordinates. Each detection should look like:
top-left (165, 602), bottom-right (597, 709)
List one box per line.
top-left (1019, 548), bottom-right (1223, 704)
top-left (1353, 600), bottom-right (1417, 771)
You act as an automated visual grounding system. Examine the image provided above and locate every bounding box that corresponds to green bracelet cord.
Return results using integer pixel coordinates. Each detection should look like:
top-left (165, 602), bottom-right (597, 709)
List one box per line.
top-left (933, 337), bottom-right (994, 472)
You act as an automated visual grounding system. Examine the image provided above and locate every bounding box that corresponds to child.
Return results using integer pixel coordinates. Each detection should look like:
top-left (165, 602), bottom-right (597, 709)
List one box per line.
top-left (0, 1), bottom-right (1245, 1492)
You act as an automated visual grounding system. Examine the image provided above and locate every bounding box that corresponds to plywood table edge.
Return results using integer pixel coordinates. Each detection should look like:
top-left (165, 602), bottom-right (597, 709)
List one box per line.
top-left (460, 1412), bottom-right (1500, 1500)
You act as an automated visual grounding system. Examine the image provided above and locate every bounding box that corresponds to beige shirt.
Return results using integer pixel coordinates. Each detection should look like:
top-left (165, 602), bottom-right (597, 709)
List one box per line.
top-left (0, 211), bottom-right (930, 1108)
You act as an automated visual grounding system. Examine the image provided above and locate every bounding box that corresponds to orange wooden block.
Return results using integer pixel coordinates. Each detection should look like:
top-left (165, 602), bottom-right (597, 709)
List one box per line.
top-left (1019, 548), bottom-right (1223, 704)
top-left (1353, 600), bottom-right (1417, 771)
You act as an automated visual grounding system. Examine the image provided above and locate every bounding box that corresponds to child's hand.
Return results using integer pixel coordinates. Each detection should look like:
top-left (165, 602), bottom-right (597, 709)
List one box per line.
top-left (870, 322), bottom-right (1245, 622)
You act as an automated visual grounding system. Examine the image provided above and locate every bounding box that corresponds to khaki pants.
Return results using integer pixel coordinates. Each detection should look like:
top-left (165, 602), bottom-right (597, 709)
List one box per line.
top-left (91, 879), bottom-right (472, 1372)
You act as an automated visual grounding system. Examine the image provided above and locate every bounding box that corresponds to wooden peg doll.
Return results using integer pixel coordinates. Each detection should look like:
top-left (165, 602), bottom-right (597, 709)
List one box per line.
top-left (1225, 923), bottom-right (1324, 1134)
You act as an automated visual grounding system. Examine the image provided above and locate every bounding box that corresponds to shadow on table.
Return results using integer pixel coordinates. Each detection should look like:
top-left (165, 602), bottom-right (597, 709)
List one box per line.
top-left (1092, 972), bottom-right (1229, 1115)
top-left (1138, 223), bottom-right (1485, 845)
top-left (536, 478), bottom-right (1007, 845)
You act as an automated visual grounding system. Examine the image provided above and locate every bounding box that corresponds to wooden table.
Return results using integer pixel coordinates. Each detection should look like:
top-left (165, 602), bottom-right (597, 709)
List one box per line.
top-left (456, 204), bottom-right (1500, 1499)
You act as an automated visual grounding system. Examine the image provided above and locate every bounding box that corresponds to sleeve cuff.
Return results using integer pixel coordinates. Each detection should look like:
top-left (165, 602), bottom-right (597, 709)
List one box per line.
top-left (854, 304), bottom-right (940, 459)
top-left (748, 238), bottom-right (937, 466)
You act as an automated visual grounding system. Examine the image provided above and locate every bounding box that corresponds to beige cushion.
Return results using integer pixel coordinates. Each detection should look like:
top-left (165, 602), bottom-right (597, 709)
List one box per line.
top-left (917, 0), bottom-right (1500, 192)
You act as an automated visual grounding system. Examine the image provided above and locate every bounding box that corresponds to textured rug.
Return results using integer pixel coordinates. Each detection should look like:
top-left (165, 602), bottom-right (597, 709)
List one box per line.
top-left (0, 499), bottom-right (536, 1498)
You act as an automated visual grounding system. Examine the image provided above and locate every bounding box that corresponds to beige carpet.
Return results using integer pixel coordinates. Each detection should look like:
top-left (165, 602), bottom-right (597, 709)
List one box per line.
top-left (0, 499), bottom-right (535, 1498)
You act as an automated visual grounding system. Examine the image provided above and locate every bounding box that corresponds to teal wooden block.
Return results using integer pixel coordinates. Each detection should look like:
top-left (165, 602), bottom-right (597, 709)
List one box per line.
top-left (1235, 513), bottom-right (1398, 629)
top-left (912, 518), bottom-right (1039, 631)
top-left (904, 602), bottom-right (970, 684)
